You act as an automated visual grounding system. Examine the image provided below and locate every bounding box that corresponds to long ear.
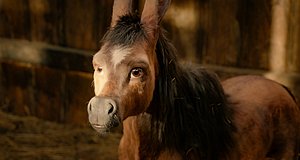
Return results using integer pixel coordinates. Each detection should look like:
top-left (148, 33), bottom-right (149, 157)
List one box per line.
top-left (141, 0), bottom-right (171, 40)
top-left (111, 0), bottom-right (133, 27)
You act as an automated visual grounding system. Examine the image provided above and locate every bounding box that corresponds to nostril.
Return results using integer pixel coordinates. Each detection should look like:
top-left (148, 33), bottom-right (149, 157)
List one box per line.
top-left (88, 103), bottom-right (92, 112)
top-left (108, 103), bottom-right (115, 115)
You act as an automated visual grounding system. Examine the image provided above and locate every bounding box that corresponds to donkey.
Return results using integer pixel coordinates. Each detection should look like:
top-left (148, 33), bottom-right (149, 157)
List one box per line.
top-left (87, 0), bottom-right (300, 159)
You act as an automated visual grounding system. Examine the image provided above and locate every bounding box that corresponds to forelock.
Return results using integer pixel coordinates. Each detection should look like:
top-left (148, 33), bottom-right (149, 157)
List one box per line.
top-left (102, 13), bottom-right (147, 47)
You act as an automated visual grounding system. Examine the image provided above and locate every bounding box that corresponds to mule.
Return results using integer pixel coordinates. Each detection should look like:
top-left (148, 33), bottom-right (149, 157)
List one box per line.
top-left (87, 0), bottom-right (300, 159)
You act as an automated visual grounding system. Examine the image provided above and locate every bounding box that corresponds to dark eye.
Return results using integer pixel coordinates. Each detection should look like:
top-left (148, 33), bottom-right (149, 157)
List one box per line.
top-left (130, 68), bottom-right (144, 78)
top-left (96, 67), bottom-right (103, 72)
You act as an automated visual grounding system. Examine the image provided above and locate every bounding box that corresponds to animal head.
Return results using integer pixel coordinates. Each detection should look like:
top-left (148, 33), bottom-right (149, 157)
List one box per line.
top-left (87, 0), bottom-right (171, 133)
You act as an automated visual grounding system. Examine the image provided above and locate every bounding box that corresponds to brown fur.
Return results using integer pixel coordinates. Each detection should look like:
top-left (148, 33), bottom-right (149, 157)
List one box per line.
top-left (222, 76), bottom-right (300, 159)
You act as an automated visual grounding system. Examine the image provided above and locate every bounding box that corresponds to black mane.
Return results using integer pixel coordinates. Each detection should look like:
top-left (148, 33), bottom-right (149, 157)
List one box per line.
top-left (106, 13), bottom-right (234, 159)
top-left (149, 29), bottom-right (234, 159)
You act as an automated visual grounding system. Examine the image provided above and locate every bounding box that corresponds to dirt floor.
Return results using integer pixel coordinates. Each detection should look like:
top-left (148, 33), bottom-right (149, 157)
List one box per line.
top-left (0, 110), bottom-right (121, 160)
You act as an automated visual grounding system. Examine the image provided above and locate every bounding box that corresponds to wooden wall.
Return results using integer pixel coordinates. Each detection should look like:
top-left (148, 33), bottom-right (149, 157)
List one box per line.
top-left (0, 0), bottom-right (113, 51)
top-left (1, 0), bottom-right (300, 124)
top-left (1, 0), bottom-right (299, 70)
top-left (164, 0), bottom-right (300, 72)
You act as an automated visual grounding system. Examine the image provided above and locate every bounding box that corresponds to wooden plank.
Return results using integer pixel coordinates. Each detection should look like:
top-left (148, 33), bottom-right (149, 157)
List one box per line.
top-left (235, 0), bottom-right (271, 70)
top-left (286, 0), bottom-right (300, 72)
top-left (28, 0), bottom-right (65, 45)
top-left (1, 62), bottom-right (35, 116)
top-left (0, 0), bottom-right (31, 39)
top-left (64, 72), bottom-right (93, 125)
top-left (162, 0), bottom-right (203, 62)
top-left (64, 0), bottom-right (113, 51)
top-left (202, 0), bottom-right (240, 66)
top-left (34, 66), bottom-right (65, 122)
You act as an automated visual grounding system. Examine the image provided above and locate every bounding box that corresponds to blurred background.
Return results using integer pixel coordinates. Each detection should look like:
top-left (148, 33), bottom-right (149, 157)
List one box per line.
top-left (0, 0), bottom-right (299, 159)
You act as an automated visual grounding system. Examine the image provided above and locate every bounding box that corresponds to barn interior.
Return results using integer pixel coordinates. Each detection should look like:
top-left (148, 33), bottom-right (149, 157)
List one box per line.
top-left (0, 0), bottom-right (299, 159)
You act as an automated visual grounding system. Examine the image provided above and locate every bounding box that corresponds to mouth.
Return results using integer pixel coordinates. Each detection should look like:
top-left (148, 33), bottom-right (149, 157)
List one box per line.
top-left (91, 124), bottom-right (110, 133)
top-left (90, 114), bottom-right (120, 134)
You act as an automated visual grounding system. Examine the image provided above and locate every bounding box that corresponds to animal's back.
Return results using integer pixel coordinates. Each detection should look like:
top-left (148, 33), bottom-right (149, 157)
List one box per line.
top-left (222, 75), bottom-right (300, 159)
